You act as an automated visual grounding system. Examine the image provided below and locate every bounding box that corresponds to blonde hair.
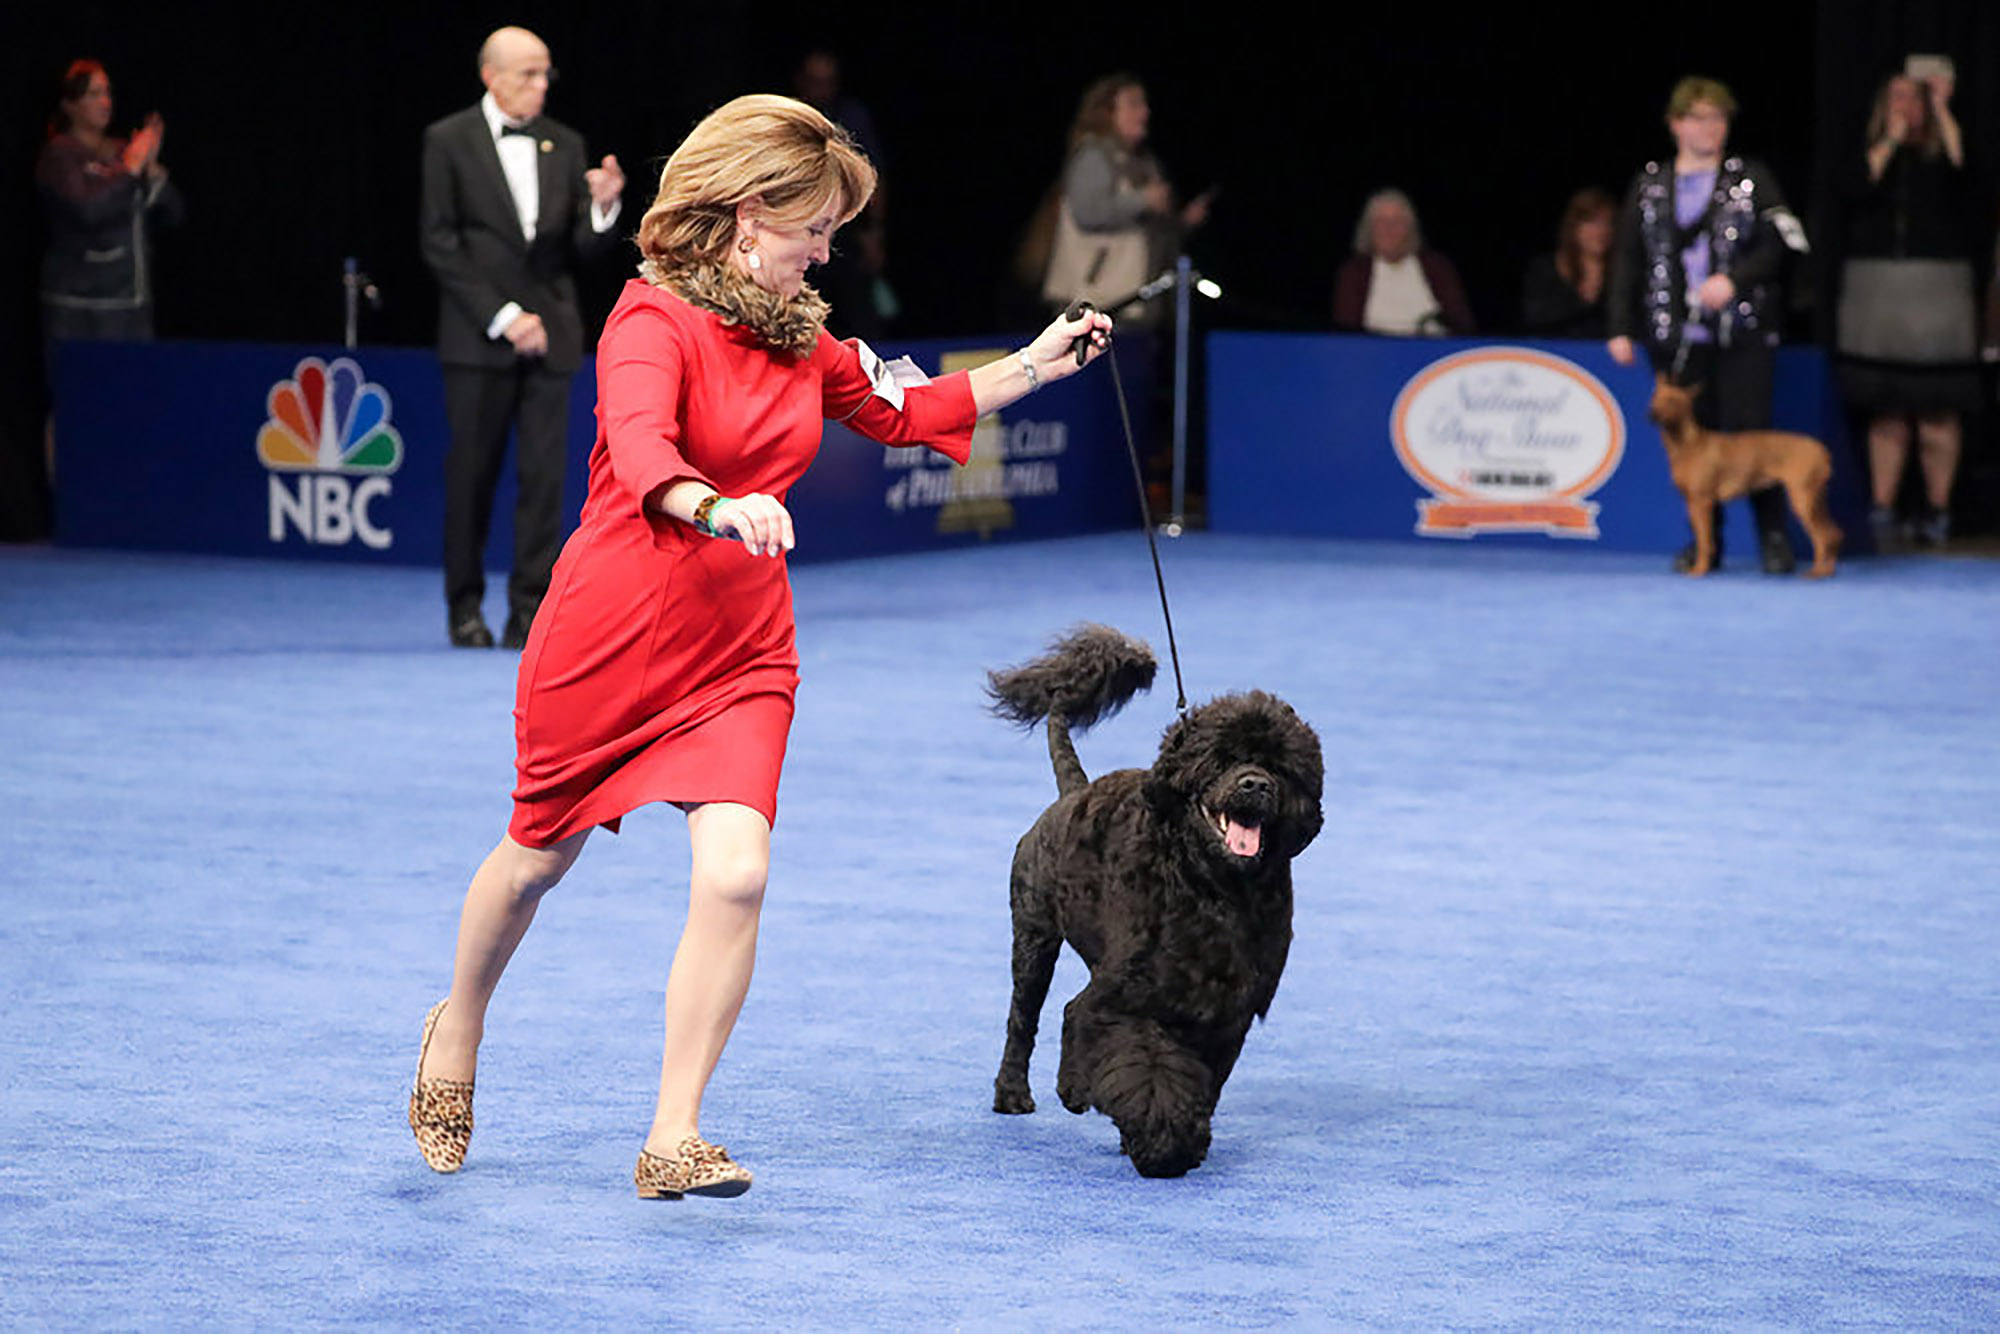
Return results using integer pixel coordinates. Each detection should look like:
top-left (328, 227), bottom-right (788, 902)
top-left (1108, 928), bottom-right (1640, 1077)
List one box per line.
top-left (637, 94), bottom-right (875, 272)
top-left (1665, 76), bottom-right (1737, 121)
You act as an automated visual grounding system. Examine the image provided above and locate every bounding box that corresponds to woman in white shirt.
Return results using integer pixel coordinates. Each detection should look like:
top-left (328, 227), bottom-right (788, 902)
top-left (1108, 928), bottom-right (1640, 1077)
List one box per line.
top-left (1332, 189), bottom-right (1475, 336)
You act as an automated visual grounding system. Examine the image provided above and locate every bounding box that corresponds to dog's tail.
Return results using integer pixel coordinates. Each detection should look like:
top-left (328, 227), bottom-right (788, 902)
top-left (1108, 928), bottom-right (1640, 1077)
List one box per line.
top-left (986, 625), bottom-right (1156, 797)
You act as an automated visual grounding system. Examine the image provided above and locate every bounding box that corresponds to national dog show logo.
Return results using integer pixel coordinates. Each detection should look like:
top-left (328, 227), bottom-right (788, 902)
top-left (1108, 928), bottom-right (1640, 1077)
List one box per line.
top-left (257, 357), bottom-right (405, 549)
top-left (1391, 347), bottom-right (1623, 538)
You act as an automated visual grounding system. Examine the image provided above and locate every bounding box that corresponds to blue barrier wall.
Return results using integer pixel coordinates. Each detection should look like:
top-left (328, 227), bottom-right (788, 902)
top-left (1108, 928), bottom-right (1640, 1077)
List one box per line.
top-left (1206, 334), bottom-right (1870, 557)
top-left (52, 335), bottom-right (1151, 567)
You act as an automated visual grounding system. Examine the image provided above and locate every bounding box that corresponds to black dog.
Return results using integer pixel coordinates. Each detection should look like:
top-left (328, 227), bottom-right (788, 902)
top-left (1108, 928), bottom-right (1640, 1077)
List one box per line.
top-left (986, 626), bottom-right (1324, 1177)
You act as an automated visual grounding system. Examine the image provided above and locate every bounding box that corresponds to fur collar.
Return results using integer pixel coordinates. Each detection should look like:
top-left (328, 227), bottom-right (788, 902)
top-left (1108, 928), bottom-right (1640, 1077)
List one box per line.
top-left (644, 260), bottom-right (828, 358)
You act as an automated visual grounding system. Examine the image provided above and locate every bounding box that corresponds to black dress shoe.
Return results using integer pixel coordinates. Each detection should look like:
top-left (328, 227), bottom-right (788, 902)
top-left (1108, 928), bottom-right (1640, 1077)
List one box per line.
top-left (500, 615), bottom-right (530, 650)
top-left (450, 616), bottom-right (495, 648)
top-left (1759, 531), bottom-right (1797, 575)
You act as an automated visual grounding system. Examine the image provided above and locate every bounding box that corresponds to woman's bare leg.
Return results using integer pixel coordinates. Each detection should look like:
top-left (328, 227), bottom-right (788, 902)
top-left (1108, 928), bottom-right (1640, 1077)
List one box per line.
top-left (647, 801), bottom-right (771, 1152)
top-left (1868, 414), bottom-right (1911, 511)
top-left (422, 830), bottom-right (590, 1083)
top-left (1915, 411), bottom-right (1961, 512)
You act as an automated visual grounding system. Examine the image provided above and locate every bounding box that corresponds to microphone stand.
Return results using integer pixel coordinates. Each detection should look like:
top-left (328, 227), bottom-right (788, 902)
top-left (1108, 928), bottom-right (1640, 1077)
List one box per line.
top-left (343, 257), bottom-right (382, 350)
top-left (1093, 255), bottom-right (1221, 534)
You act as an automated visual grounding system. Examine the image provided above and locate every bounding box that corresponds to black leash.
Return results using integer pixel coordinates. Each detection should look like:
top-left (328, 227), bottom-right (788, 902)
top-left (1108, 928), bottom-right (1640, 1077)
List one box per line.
top-left (1065, 299), bottom-right (1188, 713)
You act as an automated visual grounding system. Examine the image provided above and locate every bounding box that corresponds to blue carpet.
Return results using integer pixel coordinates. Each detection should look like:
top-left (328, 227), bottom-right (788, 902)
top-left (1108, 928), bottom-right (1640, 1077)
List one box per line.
top-left (2, 535), bottom-right (1996, 1327)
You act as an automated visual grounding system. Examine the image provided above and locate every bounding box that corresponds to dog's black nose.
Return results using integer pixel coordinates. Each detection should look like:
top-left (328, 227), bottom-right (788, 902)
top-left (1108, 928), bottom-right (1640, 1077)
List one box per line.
top-left (1237, 773), bottom-right (1273, 798)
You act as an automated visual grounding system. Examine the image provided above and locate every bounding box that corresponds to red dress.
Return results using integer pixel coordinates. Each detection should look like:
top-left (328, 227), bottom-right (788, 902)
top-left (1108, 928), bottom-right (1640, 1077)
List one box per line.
top-left (507, 280), bottom-right (976, 847)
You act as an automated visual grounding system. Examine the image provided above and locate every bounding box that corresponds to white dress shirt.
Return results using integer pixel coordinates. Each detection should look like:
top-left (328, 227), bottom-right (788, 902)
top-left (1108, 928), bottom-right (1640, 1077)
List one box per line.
top-left (479, 92), bottom-right (620, 339)
top-left (1362, 254), bottom-right (1441, 336)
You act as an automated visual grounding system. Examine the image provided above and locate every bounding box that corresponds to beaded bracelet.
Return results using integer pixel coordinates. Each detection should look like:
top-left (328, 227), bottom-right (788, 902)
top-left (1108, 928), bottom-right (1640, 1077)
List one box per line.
top-left (692, 492), bottom-right (730, 537)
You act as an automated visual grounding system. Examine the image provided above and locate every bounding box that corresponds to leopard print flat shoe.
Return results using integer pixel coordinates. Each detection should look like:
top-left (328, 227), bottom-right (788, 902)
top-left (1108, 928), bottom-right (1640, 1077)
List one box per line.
top-left (634, 1135), bottom-right (753, 1200)
top-left (408, 998), bottom-right (474, 1173)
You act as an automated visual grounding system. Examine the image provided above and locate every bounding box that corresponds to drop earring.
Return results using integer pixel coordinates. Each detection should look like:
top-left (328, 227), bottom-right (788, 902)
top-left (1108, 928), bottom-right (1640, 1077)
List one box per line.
top-left (738, 232), bottom-right (761, 270)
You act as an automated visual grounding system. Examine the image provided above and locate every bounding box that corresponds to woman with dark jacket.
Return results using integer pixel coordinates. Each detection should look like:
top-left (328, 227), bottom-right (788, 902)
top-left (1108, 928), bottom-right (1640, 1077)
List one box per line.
top-left (1837, 68), bottom-right (1978, 548)
top-left (36, 60), bottom-right (182, 345)
top-left (1522, 187), bottom-right (1615, 339)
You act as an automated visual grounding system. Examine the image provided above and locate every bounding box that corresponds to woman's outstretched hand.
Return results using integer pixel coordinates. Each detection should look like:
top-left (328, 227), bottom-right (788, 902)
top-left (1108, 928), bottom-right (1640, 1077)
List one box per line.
top-left (967, 306), bottom-right (1116, 416)
top-left (1026, 305), bottom-right (1114, 383)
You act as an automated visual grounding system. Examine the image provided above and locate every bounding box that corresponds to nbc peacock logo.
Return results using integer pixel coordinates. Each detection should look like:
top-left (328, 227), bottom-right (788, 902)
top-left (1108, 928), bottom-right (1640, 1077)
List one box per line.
top-left (258, 357), bottom-right (405, 550)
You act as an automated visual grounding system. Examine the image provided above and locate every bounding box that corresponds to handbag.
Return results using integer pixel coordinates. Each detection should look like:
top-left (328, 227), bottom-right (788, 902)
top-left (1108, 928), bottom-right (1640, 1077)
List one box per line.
top-left (1041, 199), bottom-right (1149, 309)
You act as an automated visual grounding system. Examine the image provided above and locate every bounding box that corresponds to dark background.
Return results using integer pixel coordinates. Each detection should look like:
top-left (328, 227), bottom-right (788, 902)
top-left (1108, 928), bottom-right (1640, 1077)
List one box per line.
top-left (6, 0), bottom-right (1998, 541)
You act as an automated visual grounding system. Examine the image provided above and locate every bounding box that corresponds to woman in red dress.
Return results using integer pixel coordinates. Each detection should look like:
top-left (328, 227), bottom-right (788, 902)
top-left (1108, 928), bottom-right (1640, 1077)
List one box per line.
top-left (408, 93), bottom-right (1113, 1198)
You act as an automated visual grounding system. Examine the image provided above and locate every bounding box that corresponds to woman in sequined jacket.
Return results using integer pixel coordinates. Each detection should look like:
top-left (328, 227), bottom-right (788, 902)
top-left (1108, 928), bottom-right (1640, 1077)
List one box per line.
top-left (1607, 76), bottom-right (1810, 574)
top-left (1607, 157), bottom-right (1794, 358)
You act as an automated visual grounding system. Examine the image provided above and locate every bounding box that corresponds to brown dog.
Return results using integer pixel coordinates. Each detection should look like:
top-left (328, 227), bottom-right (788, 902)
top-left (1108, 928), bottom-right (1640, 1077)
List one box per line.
top-left (1647, 375), bottom-right (1842, 578)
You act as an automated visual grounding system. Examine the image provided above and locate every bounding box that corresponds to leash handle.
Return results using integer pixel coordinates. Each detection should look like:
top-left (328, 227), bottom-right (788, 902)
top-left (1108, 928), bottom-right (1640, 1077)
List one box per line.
top-left (1065, 298), bottom-right (1187, 713)
top-left (1063, 299), bottom-right (1096, 366)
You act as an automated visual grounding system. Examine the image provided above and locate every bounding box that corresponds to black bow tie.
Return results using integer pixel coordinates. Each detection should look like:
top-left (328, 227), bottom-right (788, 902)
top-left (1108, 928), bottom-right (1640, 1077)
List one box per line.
top-left (498, 123), bottom-right (537, 138)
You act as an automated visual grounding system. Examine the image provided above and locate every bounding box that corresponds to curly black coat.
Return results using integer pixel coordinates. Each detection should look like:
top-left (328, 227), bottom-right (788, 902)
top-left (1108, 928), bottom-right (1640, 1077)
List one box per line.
top-left (986, 626), bottom-right (1324, 1177)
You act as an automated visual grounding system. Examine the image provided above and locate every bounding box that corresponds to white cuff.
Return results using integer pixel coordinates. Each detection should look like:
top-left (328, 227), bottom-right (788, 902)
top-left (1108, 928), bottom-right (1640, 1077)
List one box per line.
top-left (845, 339), bottom-right (931, 417)
top-left (591, 200), bottom-right (620, 233)
top-left (487, 301), bottom-right (524, 340)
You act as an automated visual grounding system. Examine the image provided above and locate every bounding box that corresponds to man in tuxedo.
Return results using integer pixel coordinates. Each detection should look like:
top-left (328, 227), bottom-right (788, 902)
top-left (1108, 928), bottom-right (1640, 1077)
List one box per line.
top-left (420, 26), bottom-right (625, 649)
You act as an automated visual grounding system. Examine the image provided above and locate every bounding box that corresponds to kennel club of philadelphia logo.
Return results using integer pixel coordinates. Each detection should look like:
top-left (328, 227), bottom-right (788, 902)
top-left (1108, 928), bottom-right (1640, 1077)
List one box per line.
top-left (257, 357), bottom-right (405, 549)
top-left (881, 346), bottom-right (1066, 539)
top-left (1391, 347), bottom-right (1623, 538)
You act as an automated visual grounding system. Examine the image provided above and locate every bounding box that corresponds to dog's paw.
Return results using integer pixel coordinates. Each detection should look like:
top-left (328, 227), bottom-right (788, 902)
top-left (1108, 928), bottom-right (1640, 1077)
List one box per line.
top-left (1127, 1143), bottom-right (1204, 1179)
top-left (1121, 1118), bottom-right (1211, 1178)
top-left (992, 1081), bottom-right (1036, 1115)
top-left (1056, 1072), bottom-right (1089, 1115)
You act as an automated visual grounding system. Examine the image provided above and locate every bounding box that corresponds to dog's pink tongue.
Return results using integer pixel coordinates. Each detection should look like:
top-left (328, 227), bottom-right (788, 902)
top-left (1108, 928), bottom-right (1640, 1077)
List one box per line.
top-left (1224, 817), bottom-right (1262, 857)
